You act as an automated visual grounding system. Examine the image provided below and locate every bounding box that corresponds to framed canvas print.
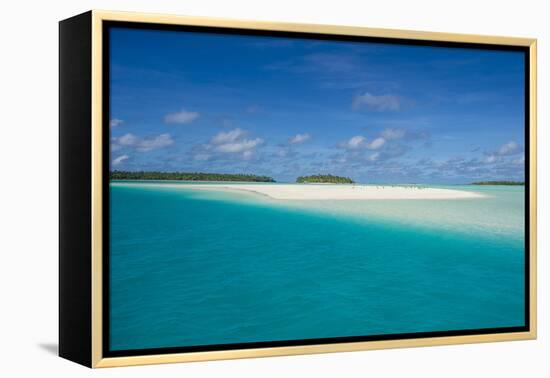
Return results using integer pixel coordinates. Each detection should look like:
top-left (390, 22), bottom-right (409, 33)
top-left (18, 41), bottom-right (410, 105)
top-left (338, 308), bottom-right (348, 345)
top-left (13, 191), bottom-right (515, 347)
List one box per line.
top-left (59, 10), bottom-right (537, 368)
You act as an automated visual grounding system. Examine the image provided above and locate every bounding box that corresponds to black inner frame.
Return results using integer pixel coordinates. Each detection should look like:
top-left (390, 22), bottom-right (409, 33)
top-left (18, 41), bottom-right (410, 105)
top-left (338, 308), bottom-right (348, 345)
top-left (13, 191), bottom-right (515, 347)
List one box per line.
top-left (102, 20), bottom-right (531, 358)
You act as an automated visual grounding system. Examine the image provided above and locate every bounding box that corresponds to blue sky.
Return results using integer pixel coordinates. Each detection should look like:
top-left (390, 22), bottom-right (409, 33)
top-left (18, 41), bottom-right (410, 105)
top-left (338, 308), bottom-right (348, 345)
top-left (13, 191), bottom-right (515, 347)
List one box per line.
top-left (109, 27), bottom-right (526, 184)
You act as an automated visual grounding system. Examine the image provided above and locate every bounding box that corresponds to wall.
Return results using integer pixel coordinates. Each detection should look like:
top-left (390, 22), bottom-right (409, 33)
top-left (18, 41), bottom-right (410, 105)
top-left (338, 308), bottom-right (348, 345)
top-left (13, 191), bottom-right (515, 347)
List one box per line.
top-left (1, 0), bottom-right (546, 376)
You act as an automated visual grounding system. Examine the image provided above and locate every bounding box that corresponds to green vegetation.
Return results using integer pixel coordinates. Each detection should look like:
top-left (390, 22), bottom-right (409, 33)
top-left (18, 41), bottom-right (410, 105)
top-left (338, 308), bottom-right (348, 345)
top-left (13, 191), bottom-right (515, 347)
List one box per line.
top-left (296, 174), bottom-right (354, 184)
top-left (471, 181), bottom-right (524, 186)
top-left (110, 170), bottom-right (275, 182)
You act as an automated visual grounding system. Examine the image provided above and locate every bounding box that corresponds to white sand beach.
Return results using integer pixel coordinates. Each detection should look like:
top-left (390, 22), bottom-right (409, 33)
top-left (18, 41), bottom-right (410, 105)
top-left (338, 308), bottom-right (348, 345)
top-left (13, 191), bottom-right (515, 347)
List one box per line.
top-left (185, 184), bottom-right (484, 200)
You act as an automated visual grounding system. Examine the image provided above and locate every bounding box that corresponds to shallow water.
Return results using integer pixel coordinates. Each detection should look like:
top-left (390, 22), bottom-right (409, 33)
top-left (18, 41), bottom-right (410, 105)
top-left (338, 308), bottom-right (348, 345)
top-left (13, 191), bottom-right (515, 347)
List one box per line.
top-left (109, 182), bottom-right (525, 351)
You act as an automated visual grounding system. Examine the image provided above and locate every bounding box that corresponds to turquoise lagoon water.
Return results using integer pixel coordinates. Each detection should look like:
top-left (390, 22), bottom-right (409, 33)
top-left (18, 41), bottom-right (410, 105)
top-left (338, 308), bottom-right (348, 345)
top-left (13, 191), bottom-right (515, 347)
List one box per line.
top-left (109, 182), bottom-right (525, 351)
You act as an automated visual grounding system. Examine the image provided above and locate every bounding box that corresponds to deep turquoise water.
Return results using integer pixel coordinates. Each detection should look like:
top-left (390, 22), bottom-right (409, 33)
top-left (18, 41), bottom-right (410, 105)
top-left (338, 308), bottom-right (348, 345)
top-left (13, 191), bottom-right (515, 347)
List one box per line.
top-left (109, 182), bottom-right (525, 351)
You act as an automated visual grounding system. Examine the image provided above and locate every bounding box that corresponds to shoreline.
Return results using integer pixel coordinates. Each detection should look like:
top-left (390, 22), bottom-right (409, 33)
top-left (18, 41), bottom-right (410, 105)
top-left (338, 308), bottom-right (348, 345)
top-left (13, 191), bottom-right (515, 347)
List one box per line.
top-left (189, 184), bottom-right (484, 200)
top-left (114, 182), bottom-right (485, 200)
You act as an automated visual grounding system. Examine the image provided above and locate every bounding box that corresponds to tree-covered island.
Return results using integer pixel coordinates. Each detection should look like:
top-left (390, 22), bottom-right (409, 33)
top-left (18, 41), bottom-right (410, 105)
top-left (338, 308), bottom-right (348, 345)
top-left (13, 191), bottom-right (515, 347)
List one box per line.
top-left (110, 170), bottom-right (275, 182)
top-left (296, 174), bottom-right (354, 184)
top-left (471, 181), bottom-right (524, 186)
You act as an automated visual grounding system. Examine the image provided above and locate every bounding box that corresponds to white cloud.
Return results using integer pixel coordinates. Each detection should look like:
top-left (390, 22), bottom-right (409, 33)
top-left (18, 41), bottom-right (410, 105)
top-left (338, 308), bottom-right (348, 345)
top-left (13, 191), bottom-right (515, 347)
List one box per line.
top-left (137, 134), bottom-right (174, 152)
top-left (381, 128), bottom-right (406, 140)
top-left (339, 135), bottom-right (385, 150)
top-left (512, 155), bottom-right (525, 165)
top-left (194, 153), bottom-right (211, 161)
top-left (164, 109), bottom-right (200, 124)
top-left (367, 137), bottom-right (386, 150)
top-left (352, 92), bottom-right (400, 111)
top-left (484, 154), bottom-right (497, 164)
top-left (498, 141), bottom-right (521, 156)
top-left (211, 128), bottom-right (247, 145)
top-left (289, 133), bottom-right (311, 144)
top-left (214, 138), bottom-right (263, 153)
top-left (368, 152), bottom-right (380, 161)
top-left (203, 128), bottom-right (264, 159)
top-left (118, 133), bottom-right (139, 146)
top-left (112, 154), bottom-right (129, 166)
top-left (114, 133), bottom-right (174, 152)
top-left (110, 136), bottom-right (122, 152)
top-left (276, 148), bottom-right (289, 158)
top-left (340, 135), bottom-right (366, 150)
top-left (110, 118), bottom-right (124, 127)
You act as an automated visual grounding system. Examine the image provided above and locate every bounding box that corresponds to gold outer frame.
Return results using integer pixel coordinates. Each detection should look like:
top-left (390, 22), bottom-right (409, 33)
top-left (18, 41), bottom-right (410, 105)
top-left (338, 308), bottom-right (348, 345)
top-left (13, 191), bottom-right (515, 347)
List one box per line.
top-left (90, 10), bottom-right (537, 368)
